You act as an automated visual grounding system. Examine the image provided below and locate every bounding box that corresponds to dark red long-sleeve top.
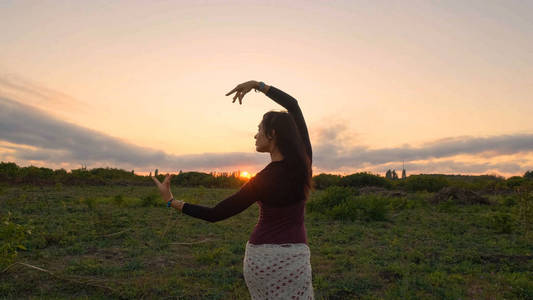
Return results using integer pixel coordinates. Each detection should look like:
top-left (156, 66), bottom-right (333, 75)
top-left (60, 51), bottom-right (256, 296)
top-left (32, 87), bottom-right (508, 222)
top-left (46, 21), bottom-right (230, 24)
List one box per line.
top-left (182, 85), bottom-right (312, 245)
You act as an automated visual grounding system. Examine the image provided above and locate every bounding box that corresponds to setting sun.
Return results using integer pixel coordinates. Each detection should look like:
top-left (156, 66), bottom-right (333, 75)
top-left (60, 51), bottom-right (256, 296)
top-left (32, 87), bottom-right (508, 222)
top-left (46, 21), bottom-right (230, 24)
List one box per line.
top-left (239, 171), bottom-right (252, 179)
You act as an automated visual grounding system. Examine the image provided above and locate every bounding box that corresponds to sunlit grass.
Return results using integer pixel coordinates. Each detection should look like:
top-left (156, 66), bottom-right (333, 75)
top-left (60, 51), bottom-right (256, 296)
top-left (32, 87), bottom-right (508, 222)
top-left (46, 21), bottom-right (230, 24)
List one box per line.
top-left (0, 185), bottom-right (531, 299)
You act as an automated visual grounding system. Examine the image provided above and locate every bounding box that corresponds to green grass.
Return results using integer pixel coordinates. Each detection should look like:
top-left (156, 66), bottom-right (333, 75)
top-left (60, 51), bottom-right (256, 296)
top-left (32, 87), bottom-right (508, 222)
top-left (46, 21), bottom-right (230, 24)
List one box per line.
top-left (0, 185), bottom-right (531, 299)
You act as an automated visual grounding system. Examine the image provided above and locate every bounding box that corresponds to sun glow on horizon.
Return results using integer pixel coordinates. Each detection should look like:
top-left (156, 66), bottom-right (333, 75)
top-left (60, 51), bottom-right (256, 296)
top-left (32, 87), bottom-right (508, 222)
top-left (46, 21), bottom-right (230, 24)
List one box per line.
top-left (239, 171), bottom-right (252, 180)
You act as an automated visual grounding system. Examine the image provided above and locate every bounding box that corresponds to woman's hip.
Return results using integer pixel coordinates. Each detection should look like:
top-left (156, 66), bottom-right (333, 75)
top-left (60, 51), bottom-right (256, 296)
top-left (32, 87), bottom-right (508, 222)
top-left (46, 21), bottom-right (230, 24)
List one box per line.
top-left (243, 241), bottom-right (314, 299)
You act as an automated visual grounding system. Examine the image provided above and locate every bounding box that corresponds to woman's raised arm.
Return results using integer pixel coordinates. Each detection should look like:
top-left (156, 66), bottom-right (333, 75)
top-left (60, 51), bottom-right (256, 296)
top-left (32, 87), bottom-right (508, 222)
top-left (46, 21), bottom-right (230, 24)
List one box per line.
top-left (225, 81), bottom-right (312, 162)
top-left (261, 84), bottom-right (312, 162)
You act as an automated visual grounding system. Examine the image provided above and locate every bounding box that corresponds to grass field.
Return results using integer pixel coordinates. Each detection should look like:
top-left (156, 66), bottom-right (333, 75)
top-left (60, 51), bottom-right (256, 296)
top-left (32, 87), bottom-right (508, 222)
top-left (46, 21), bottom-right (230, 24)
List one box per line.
top-left (1, 185), bottom-right (532, 299)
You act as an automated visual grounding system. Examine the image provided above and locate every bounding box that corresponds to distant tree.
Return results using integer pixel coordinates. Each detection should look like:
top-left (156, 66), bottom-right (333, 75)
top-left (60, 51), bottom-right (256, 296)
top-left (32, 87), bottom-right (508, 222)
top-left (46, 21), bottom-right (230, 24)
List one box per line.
top-left (0, 162), bottom-right (19, 182)
top-left (155, 169), bottom-right (158, 177)
top-left (392, 170), bottom-right (398, 180)
top-left (401, 169), bottom-right (406, 179)
top-left (404, 174), bottom-right (449, 192)
top-left (312, 173), bottom-right (342, 189)
top-left (385, 169), bottom-right (392, 179)
top-left (339, 172), bottom-right (390, 189)
top-left (507, 176), bottom-right (526, 189)
top-left (524, 170), bottom-right (533, 179)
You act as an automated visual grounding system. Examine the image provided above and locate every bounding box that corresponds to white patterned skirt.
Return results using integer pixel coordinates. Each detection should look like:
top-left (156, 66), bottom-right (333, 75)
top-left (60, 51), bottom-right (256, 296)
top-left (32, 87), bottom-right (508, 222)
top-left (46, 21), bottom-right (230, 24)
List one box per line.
top-left (243, 241), bottom-right (314, 299)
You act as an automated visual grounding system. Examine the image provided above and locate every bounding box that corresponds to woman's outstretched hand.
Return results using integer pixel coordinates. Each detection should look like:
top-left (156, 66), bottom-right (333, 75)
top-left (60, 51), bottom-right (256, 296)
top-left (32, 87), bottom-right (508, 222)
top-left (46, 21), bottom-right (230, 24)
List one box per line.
top-left (225, 80), bottom-right (258, 105)
top-left (151, 173), bottom-right (173, 202)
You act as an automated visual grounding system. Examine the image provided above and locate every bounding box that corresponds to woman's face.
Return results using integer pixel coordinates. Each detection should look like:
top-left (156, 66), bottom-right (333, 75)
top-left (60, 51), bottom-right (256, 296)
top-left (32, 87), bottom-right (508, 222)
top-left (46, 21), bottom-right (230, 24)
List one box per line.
top-left (254, 122), bottom-right (273, 153)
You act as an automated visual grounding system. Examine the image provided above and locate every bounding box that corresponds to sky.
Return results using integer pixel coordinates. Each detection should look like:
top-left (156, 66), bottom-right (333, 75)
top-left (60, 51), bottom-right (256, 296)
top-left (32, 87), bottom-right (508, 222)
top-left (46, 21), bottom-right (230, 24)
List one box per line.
top-left (1, 0), bottom-right (532, 178)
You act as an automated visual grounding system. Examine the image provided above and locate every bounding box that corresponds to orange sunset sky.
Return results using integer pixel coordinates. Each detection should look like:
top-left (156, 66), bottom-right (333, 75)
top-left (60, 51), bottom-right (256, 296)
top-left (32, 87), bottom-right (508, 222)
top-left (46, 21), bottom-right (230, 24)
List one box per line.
top-left (1, 0), bottom-right (532, 178)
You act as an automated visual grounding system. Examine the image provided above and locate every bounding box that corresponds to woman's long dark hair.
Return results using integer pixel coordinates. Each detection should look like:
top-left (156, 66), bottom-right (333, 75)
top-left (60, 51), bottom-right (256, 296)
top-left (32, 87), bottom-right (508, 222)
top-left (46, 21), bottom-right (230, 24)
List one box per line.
top-left (261, 111), bottom-right (312, 202)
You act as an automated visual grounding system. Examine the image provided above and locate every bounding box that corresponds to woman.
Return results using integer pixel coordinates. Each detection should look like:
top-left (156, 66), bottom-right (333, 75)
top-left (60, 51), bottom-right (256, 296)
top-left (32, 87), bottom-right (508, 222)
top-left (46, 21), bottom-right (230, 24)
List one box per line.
top-left (152, 80), bottom-right (314, 299)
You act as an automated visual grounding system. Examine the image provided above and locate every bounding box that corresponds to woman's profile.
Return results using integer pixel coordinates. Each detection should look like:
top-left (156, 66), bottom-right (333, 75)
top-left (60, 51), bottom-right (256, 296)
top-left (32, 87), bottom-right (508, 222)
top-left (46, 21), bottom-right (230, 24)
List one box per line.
top-left (152, 80), bottom-right (314, 299)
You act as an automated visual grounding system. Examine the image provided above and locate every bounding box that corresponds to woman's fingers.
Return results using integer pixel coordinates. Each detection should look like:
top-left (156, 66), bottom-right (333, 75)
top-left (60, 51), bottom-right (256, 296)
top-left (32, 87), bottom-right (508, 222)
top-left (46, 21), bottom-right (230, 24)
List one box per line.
top-left (232, 91), bottom-right (241, 103)
top-left (231, 91), bottom-right (247, 104)
top-left (227, 83), bottom-right (253, 105)
top-left (151, 175), bottom-right (161, 185)
top-left (226, 85), bottom-right (241, 96)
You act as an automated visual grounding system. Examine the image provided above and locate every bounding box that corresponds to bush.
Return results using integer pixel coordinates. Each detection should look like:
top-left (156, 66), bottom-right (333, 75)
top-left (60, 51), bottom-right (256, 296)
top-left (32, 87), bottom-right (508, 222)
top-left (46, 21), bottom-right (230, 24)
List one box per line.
top-left (339, 172), bottom-right (390, 189)
top-left (404, 175), bottom-right (449, 192)
top-left (388, 197), bottom-right (408, 210)
top-left (0, 212), bottom-right (32, 269)
top-left (307, 186), bottom-right (358, 213)
top-left (312, 173), bottom-right (342, 190)
top-left (141, 194), bottom-right (159, 207)
top-left (436, 196), bottom-right (459, 213)
top-left (113, 194), bottom-right (124, 206)
top-left (308, 187), bottom-right (389, 222)
top-left (327, 195), bottom-right (389, 222)
top-left (503, 195), bottom-right (517, 207)
top-left (515, 185), bottom-right (533, 239)
top-left (431, 187), bottom-right (490, 205)
top-left (506, 176), bottom-right (526, 189)
top-left (81, 197), bottom-right (97, 211)
top-left (486, 212), bottom-right (515, 234)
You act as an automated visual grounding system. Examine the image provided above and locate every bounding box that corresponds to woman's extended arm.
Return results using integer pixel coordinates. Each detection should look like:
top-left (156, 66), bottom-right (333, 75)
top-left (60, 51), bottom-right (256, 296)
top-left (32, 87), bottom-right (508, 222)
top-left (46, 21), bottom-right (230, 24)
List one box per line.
top-left (180, 171), bottom-right (264, 222)
top-left (152, 172), bottom-right (260, 222)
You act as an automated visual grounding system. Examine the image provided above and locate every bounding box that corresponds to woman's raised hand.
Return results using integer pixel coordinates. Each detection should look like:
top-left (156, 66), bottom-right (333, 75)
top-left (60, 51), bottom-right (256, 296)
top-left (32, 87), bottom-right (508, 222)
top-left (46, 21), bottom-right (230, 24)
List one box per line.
top-left (151, 173), bottom-right (173, 202)
top-left (225, 80), bottom-right (258, 105)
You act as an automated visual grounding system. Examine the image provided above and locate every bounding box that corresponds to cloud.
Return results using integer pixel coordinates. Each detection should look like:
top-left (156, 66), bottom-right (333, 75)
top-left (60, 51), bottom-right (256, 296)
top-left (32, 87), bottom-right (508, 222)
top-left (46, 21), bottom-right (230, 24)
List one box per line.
top-left (0, 73), bottom-right (89, 114)
top-left (366, 159), bottom-right (526, 176)
top-left (313, 123), bottom-right (533, 172)
top-left (0, 97), bottom-right (269, 171)
top-left (1, 96), bottom-right (532, 175)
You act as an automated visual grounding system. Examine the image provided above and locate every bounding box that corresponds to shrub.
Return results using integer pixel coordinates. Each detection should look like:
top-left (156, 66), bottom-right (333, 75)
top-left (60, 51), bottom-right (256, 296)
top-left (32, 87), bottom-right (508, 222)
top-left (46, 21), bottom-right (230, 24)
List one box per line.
top-left (0, 212), bottom-right (32, 269)
top-left (141, 194), bottom-right (159, 207)
top-left (82, 197), bottom-right (97, 211)
top-left (487, 212), bottom-right (515, 234)
top-left (503, 195), bottom-right (517, 207)
top-left (436, 196), bottom-right (459, 213)
top-left (307, 186), bottom-right (358, 213)
top-left (339, 172), bottom-right (390, 189)
top-left (431, 187), bottom-right (490, 205)
top-left (515, 185), bottom-right (533, 239)
top-left (388, 197), bottom-right (408, 210)
top-left (308, 187), bottom-right (389, 222)
top-left (113, 194), bottom-right (124, 206)
top-left (327, 195), bottom-right (389, 222)
top-left (404, 175), bottom-right (449, 192)
top-left (506, 176), bottom-right (526, 189)
top-left (312, 173), bottom-right (342, 190)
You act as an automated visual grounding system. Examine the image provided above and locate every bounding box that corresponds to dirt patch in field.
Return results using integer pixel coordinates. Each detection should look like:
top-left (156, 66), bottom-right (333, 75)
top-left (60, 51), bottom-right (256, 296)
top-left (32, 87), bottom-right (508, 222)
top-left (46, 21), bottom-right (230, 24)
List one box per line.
top-left (358, 187), bottom-right (407, 198)
top-left (431, 187), bottom-right (490, 205)
top-left (378, 270), bottom-right (403, 282)
top-left (479, 254), bottom-right (533, 264)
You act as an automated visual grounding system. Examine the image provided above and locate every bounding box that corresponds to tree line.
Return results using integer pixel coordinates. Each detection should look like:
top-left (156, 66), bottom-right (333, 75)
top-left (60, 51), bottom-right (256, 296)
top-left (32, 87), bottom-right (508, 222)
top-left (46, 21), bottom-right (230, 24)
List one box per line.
top-left (313, 171), bottom-right (533, 192)
top-left (0, 162), bottom-right (246, 188)
top-left (1, 162), bottom-right (532, 192)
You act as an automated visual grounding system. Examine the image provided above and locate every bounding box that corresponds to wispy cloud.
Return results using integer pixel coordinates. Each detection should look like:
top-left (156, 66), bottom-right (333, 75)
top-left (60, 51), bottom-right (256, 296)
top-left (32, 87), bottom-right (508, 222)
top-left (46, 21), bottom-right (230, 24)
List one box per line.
top-left (367, 159), bottom-right (526, 176)
top-left (0, 97), bottom-right (268, 171)
top-left (313, 122), bottom-right (533, 173)
top-left (1, 96), bottom-right (532, 175)
top-left (0, 73), bottom-right (88, 112)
